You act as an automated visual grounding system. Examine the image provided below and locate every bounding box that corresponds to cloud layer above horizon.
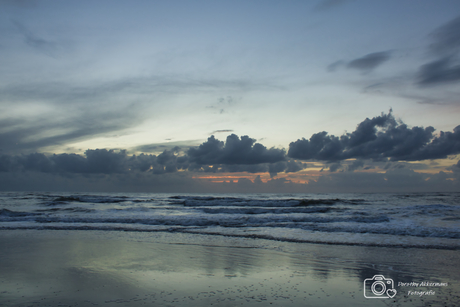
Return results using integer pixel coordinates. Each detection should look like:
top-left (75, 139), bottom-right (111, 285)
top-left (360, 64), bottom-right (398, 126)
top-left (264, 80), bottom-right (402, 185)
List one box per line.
top-left (1, 1), bottom-right (460, 192)
top-left (1, 112), bottom-right (459, 192)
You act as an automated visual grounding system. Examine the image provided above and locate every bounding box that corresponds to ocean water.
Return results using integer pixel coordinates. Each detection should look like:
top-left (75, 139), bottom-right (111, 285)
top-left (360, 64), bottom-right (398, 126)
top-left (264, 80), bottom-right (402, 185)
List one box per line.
top-left (1, 192), bottom-right (459, 250)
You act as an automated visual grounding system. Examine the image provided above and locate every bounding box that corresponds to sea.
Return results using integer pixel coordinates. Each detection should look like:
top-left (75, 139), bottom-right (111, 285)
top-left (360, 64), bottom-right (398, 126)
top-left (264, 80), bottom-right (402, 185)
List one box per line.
top-left (1, 192), bottom-right (459, 250)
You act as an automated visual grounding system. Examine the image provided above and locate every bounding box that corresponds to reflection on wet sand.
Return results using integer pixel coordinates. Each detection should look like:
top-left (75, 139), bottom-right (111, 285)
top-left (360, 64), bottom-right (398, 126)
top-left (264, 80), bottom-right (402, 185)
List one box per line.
top-left (0, 230), bottom-right (459, 306)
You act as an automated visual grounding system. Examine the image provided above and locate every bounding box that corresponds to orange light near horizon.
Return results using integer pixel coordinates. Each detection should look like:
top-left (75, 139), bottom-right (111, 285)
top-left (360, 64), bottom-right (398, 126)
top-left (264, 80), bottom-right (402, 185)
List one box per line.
top-left (189, 159), bottom-right (454, 185)
top-left (192, 172), bottom-right (271, 182)
top-left (192, 171), bottom-right (315, 184)
top-left (414, 169), bottom-right (453, 175)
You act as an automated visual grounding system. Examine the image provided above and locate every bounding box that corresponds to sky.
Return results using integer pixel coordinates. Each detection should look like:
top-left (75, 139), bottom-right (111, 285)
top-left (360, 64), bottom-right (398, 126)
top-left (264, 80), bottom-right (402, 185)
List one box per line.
top-left (1, 0), bottom-right (460, 193)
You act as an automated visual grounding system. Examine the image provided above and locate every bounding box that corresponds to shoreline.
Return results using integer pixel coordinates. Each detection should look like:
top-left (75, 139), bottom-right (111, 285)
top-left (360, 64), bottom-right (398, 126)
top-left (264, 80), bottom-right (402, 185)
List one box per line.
top-left (1, 226), bottom-right (459, 251)
top-left (1, 229), bottom-right (459, 306)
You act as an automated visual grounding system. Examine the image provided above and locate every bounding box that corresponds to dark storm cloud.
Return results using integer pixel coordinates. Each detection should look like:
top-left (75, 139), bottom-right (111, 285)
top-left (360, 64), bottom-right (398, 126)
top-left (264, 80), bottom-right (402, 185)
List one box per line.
top-left (417, 16), bottom-right (460, 86)
top-left (218, 163), bottom-right (268, 174)
top-left (268, 161), bottom-right (289, 177)
top-left (0, 134), bottom-right (298, 177)
top-left (347, 52), bottom-right (391, 72)
top-left (449, 160), bottom-right (460, 173)
top-left (155, 147), bottom-right (178, 165)
top-left (82, 149), bottom-right (128, 173)
top-left (1, 133), bottom-right (293, 176)
top-left (187, 134), bottom-right (286, 165)
top-left (185, 134), bottom-right (305, 176)
top-left (328, 162), bottom-right (342, 172)
top-left (347, 159), bottom-right (364, 172)
top-left (404, 125), bottom-right (460, 161)
top-left (0, 148), bottom-right (187, 175)
top-left (285, 159), bottom-right (306, 173)
top-left (0, 150), bottom-right (128, 174)
top-left (2, 159), bottom-right (457, 193)
top-left (288, 111), bottom-right (460, 162)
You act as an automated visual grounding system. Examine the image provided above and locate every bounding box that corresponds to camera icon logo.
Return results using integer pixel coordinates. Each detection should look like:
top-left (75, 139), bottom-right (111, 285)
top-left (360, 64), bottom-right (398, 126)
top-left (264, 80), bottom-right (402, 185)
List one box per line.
top-left (363, 275), bottom-right (397, 299)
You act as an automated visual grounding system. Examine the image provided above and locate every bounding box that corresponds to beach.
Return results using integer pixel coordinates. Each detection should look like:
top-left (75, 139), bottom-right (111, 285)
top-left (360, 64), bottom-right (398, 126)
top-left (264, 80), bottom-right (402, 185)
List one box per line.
top-left (2, 1), bottom-right (460, 306)
top-left (1, 229), bottom-right (459, 307)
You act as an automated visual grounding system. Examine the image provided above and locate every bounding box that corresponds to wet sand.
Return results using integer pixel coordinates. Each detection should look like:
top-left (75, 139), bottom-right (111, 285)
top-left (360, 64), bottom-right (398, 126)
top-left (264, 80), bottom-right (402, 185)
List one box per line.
top-left (1, 230), bottom-right (459, 307)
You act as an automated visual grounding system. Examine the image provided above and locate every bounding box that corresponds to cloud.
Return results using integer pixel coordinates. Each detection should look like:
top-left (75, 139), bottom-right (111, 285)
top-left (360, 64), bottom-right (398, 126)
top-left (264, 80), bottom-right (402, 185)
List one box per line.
top-left (185, 134), bottom-right (300, 176)
top-left (417, 56), bottom-right (460, 86)
top-left (211, 129), bottom-right (234, 135)
top-left (0, 133), bottom-right (296, 177)
top-left (0, 73), bottom-right (279, 154)
top-left (0, 76), bottom-right (189, 155)
top-left (347, 159), bottom-right (364, 172)
top-left (206, 96), bottom-right (241, 115)
top-left (82, 149), bottom-right (128, 174)
top-left (288, 131), bottom-right (344, 161)
top-left (0, 149), bottom-right (458, 193)
top-left (188, 158), bottom-right (307, 178)
top-left (288, 110), bottom-right (460, 162)
top-left (0, 106), bottom-right (142, 154)
top-left (134, 140), bottom-right (201, 153)
top-left (327, 60), bottom-right (345, 72)
top-left (0, 134), bottom-right (303, 178)
top-left (12, 20), bottom-right (60, 57)
top-left (0, 148), bottom-right (188, 175)
top-left (347, 52), bottom-right (391, 72)
top-left (0, 77), bottom-right (153, 155)
top-left (448, 160), bottom-right (460, 173)
top-left (328, 51), bottom-right (391, 74)
top-left (217, 163), bottom-right (269, 174)
top-left (417, 16), bottom-right (460, 87)
top-left (0, 150), bottom-right (128, 174)
top-left (328, 162), bottom-right (342, 172)
top-left (428, 16), bottom-right (460, 57)
top-left (2, 161), bottom-right (458, 193)
top-left (1, 113), bottom-right (458, 193)
top-left (314, 0), bottom-right (350, 11)
top-left (187, 134), bottom-right (286, 165)
top-left (405, 126), bottom-right (460, 161)
top-left (0, 74), bottom-right (274, 111)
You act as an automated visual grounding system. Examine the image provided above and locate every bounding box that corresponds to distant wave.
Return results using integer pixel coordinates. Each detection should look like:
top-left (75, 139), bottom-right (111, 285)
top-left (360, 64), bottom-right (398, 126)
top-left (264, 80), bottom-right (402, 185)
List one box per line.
top-left (1, 192), bottom-right (459, 250)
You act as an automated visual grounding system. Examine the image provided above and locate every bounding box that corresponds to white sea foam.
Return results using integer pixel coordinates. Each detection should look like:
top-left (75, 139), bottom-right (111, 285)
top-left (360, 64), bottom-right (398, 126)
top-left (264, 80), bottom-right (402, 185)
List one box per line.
top-left (0, 192), bottom-right (459, 249)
